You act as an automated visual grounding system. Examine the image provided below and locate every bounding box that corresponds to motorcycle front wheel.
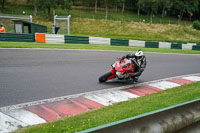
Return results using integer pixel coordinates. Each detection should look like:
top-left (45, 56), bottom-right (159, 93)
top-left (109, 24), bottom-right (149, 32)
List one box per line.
top-left (98, 72), bottom-right (113, 83)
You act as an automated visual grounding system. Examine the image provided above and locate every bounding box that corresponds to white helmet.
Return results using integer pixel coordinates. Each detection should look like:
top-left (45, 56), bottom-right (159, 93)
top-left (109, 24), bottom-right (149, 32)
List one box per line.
top-left (135, 49), bottom-right (144, 60)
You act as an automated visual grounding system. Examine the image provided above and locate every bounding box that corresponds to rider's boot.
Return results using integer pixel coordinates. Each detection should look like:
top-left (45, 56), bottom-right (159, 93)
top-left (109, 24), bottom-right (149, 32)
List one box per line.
top-left (133, 76), bottom-right (139, 83)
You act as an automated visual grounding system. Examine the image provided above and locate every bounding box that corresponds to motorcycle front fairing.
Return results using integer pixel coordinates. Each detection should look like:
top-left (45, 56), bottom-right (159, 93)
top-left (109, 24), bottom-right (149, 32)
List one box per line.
top-left (111, 58), bottom-right (135, 79)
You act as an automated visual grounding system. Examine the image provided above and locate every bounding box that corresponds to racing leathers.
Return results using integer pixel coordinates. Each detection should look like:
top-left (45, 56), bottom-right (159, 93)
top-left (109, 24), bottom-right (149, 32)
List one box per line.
top-left (121, 54), bottom-right (147, 80)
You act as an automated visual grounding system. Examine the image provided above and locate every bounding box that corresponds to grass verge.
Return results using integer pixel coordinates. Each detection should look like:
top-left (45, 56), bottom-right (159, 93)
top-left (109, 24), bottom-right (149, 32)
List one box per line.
top-left (0, 41), bottom-right (200, 54)
top-left (16, 82), bottom-right (200, 133)
top-left (1, 4), bottom-right (200, 43)
top-left (69, 18), bottom-right (200, 43)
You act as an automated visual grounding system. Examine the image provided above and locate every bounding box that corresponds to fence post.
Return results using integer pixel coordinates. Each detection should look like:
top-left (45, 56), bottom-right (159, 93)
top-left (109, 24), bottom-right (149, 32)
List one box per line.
top-left (67, 15), bottom-right (71, 36)
top-left (30, 15), bottom-right (32, 23)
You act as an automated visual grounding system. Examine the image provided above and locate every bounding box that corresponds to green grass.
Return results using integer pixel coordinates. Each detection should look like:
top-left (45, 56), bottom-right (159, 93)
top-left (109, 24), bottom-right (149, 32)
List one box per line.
top-left (1, 4), bottom-right (200, 43)
top-left (2, 17), bottom-right (200, 43)
top-left (0, 41), bottom-right (200, 54)
top-left (0, 4), bottom-right (190, 25)
top-left (69, 18), bottom-right (200, 43)
top-left (16, 82), bottom-right (200, 133)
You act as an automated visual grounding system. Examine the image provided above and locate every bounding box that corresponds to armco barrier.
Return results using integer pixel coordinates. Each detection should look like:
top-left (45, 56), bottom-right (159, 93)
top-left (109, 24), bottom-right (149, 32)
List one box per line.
top-left (111, 39), bottom-right (129, 46)
top-left (145, 41), bottom-right (159, 48)
top-left (171, 42), bottom-right (182, 49)
top-left (159, 42), bottom-right (171, 49)
top-left (1, 33), bottom-right (199, 51)
top-left (193, 45), bottom-right (200, 50)
top-left (182, 43), bottom-right (194, 50)
top-left (78, 99), bottom-right (200, 133)
top-left (0, 32), bottom-right (35, 42)
top-left (89, 37), bottom-right (110, 45)
top-left (46, 34), bottom-right (64, 44)
top-left (65, 36), bottom-right (89, 44)
top-left (129, 40), bottom-right (145, 47)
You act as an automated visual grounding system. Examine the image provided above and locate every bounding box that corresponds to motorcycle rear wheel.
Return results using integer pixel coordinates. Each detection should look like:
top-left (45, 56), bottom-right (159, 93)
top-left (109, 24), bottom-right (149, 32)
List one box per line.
top-left (99, 72), bottom-right (113, 82)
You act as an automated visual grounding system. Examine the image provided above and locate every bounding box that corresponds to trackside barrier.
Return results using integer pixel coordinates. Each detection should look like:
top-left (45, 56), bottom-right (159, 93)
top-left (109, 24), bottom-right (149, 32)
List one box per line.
top-left (46, 34), bottom-right (64, 44)
top-left (111, 39), bottom-right (129, 46)
top-left (0, 32), bottom-right (35, 42)
top-left (193, 45), bottom-right (200, 50)
top-left (78, 98), bottom-right (200, 133)
top-left (182, 43), bottom-right (195, 50)
top-left (1, 33), bottom-right (199, 51)
top-left (89, 37), bottom-right (110, 45)
top-left (65, 36), bottom-right (89, 44)
top-left (35, 33), bottom-right (46, 43)
top-left (145, 41), bottom-right (159, 48)
top-left (129, 40), bottom-right (145, 47)
top-left (159, 42), bottom-right (171, 48)
top-left (171, 42), bottom-right (182, 49)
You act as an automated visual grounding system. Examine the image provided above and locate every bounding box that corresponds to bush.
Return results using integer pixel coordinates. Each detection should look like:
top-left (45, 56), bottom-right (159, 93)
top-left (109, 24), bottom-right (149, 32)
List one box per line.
top-left (193, 20), bottom-right (200, 30)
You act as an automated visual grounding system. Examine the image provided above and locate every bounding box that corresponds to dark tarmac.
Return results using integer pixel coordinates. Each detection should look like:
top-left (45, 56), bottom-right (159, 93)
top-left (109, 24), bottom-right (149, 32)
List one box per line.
top-left (0, 48), bottom-right (200, 107)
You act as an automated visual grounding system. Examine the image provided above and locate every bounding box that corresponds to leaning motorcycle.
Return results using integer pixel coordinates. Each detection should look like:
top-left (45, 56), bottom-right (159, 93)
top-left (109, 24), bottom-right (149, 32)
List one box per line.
top-left (98, 58), bottom-right (137, 82)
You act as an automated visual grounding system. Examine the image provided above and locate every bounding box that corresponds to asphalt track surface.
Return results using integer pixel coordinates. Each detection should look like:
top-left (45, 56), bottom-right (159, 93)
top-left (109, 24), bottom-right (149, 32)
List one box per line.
top-left (0, 48), bottom-right (200, 107)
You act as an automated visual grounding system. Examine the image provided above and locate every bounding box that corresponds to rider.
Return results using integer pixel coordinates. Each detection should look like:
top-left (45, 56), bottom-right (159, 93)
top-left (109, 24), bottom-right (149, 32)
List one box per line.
top-left (121, 49), bottom-right (147, 82)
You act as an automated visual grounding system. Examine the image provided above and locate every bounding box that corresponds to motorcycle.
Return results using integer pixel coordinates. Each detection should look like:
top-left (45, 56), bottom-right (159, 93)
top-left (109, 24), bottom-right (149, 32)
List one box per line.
top-left (99, 58), bottom-right (137, 82)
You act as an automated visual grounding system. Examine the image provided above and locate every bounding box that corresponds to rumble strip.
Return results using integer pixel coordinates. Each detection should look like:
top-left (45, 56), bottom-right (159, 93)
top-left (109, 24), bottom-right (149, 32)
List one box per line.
top-left (0, 74), bottom-right (200, 133)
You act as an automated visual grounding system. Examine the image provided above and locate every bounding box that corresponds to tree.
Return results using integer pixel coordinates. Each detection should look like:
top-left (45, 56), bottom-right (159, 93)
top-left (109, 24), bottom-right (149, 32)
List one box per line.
top-left (118, 0), bottom-right (126, 13)
top-left (95, 0), bottom-right (98, 13)
top-left (172, 0), bottom-right (199, 22)
top-left (37, 0), bottom-right (57, 18)
top-left (0, 0), bottom-right (6, 11)
top-left (105, 0), bottom-right (108, 19)
top-left (137, 0), bottom-right (144, 16)
top-left (139, 0), bottom-right (159, 23)
top-left (27, 0), bottom-right (40, 16)
top-left (104, 0), bottom-right (116, 19)
top-left (149, 0), bottom-right (159, 23)
top-left (57, 0), bottom-right (73, 13)
top-left (33, 0), bottom-right (72, 18)
top-left (76, 0), bottom-right (97, 13)
top-left (158, 0), bottom-right (172, 17)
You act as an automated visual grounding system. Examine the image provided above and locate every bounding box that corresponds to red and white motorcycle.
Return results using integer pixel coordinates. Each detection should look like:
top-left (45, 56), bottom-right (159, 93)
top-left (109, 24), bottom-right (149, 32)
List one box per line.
top-left (99, 58), bottom-right (136, 82)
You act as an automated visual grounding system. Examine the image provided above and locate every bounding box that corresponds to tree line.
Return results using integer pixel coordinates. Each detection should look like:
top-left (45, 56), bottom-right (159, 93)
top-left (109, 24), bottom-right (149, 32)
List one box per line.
top-left (1, 0), bottom-right (200, 21)
top-left (74, 0), bottom-right (200, 21)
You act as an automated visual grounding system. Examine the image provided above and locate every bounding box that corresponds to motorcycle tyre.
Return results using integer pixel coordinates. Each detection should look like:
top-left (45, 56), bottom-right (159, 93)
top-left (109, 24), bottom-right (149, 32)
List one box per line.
top-left (99, 72), bottom-right (113, 83)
